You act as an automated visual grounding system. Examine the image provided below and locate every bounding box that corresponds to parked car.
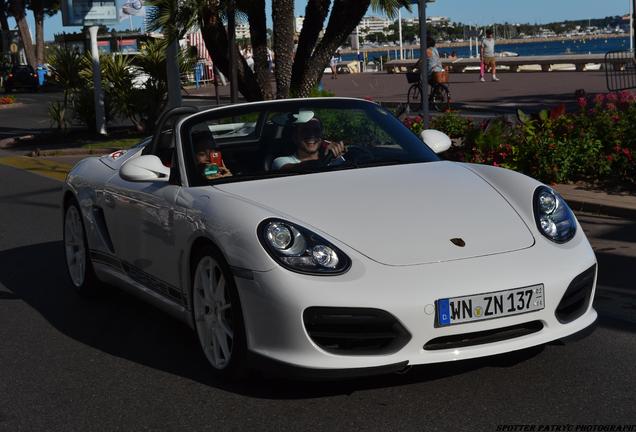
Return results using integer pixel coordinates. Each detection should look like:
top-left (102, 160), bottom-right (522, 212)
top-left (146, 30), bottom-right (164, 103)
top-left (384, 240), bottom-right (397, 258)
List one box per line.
top-left (62, 98), bottom-right (598, 379)
top-left (4, 64), bottom-right (38, 93)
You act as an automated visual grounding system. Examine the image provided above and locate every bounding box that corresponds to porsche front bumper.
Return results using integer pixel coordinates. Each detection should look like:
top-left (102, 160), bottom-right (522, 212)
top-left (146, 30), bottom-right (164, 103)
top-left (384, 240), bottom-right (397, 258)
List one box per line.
top-left (235, 234), bottom-right (597, 374)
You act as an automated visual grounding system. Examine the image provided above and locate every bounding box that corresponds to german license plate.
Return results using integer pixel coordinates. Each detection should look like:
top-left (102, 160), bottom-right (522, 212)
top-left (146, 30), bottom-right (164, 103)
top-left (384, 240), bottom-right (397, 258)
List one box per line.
top-left (436, 284), bottom-right (544, 327)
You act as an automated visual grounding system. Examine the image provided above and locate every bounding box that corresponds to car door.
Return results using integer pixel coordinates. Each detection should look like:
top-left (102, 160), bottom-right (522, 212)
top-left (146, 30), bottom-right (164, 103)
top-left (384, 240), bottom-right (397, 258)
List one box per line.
top-left (102, 108), bottom-right (197, 305)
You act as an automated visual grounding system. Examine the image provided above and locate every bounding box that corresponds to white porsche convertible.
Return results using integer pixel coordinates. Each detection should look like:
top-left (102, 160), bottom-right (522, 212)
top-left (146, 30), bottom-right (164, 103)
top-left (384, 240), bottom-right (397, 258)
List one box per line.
top-left (62, 98), bottom-right (597, 379)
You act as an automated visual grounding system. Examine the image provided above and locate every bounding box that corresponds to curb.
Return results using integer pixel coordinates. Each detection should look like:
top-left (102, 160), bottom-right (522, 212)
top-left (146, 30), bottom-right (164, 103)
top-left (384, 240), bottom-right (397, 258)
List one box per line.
top-left (563, 197), bottom-right (636, 220)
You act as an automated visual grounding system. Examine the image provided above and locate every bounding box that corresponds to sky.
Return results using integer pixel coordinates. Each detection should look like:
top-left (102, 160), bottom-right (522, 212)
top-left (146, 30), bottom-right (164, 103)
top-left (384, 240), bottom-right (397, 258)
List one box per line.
top-left (6, 0), bottom-right (632, 42)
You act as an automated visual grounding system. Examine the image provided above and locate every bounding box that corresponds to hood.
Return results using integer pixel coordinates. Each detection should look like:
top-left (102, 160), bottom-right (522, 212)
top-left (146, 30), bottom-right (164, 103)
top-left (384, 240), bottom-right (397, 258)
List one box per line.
top-left (215, 162), bottom-right (535, 266)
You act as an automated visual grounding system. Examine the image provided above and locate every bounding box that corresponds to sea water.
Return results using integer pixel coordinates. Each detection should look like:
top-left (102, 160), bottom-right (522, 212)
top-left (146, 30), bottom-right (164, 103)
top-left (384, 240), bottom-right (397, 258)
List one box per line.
top-left (341, 36), bottom-right (631, 62)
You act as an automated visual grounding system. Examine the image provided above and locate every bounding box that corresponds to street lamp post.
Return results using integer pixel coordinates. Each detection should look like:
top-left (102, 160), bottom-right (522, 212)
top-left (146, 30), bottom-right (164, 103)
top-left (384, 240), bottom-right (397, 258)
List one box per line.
top-left (418, 0), bottom-right (429, 128)
top-left (398, 8), bottom-right (404, 60)
top-left (631, 0), bottom-right (635, 52)
top-left (228, 0), bottom-right (238, 104)
top-left (88, 25), bottom-right (106, 135)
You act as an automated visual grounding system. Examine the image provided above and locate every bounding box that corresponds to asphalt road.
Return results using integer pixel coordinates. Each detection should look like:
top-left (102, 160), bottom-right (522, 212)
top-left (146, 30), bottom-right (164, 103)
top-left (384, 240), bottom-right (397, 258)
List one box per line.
top-left (0, 164), bottom-right (634, 431)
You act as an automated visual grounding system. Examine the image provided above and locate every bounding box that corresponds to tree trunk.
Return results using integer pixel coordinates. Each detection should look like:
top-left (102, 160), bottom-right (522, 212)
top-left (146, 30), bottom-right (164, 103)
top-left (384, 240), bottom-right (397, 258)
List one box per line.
top-left (34, 7), bottom-right (44, 65)
top-left (10, 0), bottom-right (36, 67)
top-left (295, 0), bottom-right (370, 97)
top-left (245, 0), bottom-right (273, 99)
top-left (271, 0), bottom-right (294, 99)
top-left (290, 0), bottom-right (331, 94)
top-left (0, 3), bottom-right (9, 54)
top-left (198, 8), bottom-right (262, 101)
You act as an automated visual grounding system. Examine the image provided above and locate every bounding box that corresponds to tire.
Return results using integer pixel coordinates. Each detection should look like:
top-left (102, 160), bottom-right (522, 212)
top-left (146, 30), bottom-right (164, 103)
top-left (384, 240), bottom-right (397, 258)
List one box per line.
top-left (63, 199), bottom-right (100, 295)
top-left (430, 84), bottom-right (451, 112)
top-left (407, 83), bottom-right (422, 112)
top-left (191, 246), bottom-right (247, 379)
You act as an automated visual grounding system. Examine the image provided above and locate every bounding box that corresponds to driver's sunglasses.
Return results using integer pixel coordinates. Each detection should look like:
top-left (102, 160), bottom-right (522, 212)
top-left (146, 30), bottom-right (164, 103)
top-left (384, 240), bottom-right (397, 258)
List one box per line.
top-left (300, 126), bottom-right (322, 140)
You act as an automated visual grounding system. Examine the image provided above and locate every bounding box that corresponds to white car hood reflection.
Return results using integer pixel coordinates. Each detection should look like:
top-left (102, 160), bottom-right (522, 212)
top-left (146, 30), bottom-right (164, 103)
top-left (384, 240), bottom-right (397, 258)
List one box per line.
top-left (215, 161), bottom-right (535, 266)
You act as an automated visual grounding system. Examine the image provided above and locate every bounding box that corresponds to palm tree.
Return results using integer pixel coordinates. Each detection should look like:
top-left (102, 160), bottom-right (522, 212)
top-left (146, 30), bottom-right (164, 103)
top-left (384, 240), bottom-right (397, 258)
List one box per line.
top-left (148, 0), bottom-right (264, 100)
top-left (288, 0), bottom-right (411, 97)
top-left (148, 0), bottom-right (412, 100)
top-left (271, 0), bottom-right (294, 98)
top-left (8, 0), bottom-right (36, 67)
top-left (28, 0), bottom-right (59, 65)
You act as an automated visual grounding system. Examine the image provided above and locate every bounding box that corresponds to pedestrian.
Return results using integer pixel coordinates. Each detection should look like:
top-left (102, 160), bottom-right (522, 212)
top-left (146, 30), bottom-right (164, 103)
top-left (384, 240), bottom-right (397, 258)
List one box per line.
top-left (357, 51), bottom-right (364, 73)
top-left (330, 50), bottom-right (341, 79)
top-left (480, 29), bottom-right (499, 82)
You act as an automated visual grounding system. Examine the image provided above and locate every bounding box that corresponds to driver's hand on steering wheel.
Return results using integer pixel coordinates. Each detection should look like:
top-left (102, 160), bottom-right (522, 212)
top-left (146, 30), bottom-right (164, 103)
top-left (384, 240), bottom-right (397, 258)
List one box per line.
top-left (324, 140), bottom-right (346, 158)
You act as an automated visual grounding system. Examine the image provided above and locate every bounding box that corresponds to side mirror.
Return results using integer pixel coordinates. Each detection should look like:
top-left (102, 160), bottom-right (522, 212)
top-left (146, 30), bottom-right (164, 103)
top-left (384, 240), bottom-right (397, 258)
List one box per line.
top-left (420, 129), bottom-right (452, 154)
top-left (120, 155), bottom-right (170, 182)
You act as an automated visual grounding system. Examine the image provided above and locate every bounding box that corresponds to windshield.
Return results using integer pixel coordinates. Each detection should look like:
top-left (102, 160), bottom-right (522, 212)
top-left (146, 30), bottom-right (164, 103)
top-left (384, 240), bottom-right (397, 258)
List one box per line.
top-left (181, 99), bottom-right (440, 186)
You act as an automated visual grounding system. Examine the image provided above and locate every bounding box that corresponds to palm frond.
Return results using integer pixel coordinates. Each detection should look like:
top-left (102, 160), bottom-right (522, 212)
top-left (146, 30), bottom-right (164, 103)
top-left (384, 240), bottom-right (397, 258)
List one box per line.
top-left (370, 0), bottom-right (412, 19)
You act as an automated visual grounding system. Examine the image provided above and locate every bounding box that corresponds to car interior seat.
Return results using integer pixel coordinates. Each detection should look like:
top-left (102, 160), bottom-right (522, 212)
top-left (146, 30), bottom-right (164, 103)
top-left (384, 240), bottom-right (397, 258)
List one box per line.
top-left (262, 122), bottom-right (297, 171)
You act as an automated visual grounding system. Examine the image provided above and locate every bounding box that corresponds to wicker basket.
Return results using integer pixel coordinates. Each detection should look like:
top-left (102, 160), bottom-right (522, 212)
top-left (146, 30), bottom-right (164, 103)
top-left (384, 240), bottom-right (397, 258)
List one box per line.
top-left (406, 72), bottom-right (421, 84)
top-left (432, 70), bottom-right (449, 84)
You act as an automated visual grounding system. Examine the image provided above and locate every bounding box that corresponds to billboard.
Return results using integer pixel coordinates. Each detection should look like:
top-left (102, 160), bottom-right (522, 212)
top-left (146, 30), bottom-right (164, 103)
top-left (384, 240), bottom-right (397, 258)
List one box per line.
top-left (61, 0), bottom-right (118, 26)
top-left (119, 0), bottom-right (145, 20)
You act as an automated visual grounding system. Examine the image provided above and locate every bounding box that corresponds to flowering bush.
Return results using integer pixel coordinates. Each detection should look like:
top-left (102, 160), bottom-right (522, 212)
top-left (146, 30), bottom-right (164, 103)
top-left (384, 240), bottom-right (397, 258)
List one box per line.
top-left (402, 115), bottom-right (425, 136)
top-left (402, 91), bottom-right (636, 188)
top-left (0, 95), bottom-right (16, 105)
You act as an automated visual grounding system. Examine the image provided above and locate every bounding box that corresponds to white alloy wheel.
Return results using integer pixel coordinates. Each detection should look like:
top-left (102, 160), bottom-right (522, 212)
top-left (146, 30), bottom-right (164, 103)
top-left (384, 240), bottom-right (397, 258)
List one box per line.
top-left (193, 255), bottom-right (235, 370)
top-left (64, 204), bottom-right (87, 288)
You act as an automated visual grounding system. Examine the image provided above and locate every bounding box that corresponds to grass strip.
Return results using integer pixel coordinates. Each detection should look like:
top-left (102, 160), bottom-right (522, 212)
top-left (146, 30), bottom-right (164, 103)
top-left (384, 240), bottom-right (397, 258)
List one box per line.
top-left (80, 137), bottom-right (143, 150)
top-left (0, 156), bottom-right (72, 182)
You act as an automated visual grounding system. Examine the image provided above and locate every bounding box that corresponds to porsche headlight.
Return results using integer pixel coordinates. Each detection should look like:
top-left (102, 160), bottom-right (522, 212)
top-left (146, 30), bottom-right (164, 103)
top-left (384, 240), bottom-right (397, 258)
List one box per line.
top-left (533, 186), bottom-right (577, 243)
top-left (259, 219), bottom-right (350, 274)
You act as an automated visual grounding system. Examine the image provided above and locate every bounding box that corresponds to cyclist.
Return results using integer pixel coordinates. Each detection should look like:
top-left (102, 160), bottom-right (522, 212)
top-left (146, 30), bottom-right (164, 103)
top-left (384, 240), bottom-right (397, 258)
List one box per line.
top-left (414, 36), bottom-right (444, 82)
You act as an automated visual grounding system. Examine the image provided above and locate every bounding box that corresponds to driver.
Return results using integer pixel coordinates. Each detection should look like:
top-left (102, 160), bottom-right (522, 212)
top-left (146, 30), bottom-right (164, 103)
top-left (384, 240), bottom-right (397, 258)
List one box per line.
top-left (272, 118), bottom-right (346, 170)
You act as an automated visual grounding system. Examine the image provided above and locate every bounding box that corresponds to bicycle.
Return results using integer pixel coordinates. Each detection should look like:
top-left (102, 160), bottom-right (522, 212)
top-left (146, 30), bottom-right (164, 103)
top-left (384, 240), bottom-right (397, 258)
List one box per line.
top-left (406, 72), bottom-right (451, 113)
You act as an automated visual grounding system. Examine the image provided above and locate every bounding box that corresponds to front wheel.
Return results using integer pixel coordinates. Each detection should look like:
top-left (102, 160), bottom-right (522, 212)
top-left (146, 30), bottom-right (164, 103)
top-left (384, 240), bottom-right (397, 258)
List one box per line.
top-left (406, 83), bottom-right (422, 112)
top-left (192, 247), bottom-right (247, 379)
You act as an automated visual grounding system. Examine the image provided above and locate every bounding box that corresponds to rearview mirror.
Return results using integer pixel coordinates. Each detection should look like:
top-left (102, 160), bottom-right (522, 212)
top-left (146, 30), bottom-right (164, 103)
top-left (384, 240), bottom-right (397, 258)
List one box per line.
top-left (120, 155), bottom-right (170, 182)
top-left (420, 129), bottom-right (452, 154)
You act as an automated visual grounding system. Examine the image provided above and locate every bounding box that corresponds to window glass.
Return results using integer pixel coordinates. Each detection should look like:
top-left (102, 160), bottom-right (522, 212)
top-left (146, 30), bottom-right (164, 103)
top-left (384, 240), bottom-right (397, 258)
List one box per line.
top-left (182, 100), bottom-right (439, 186)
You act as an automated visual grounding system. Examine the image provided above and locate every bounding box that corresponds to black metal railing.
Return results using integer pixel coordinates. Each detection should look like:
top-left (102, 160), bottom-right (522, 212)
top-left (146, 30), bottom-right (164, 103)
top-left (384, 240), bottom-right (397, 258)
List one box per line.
top-left (605, 50), bottom-right (636, 92)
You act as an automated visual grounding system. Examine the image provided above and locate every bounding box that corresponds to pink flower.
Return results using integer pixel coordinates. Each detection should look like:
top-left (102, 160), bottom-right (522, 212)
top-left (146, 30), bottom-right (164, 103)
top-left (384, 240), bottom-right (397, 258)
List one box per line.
top-left (623, 148), bottom-right (633, 161)
top-left (606, 92), bottom-right (618, 103)
top-left (606, 103), bottom-right (617, 111)
top-left (607, 155), bottom-right (613, 162)
top-left (619, 90), bottom-right (632, 104)
top-left (612, 114), bottom-right (621, 123)
top-left (594, 93), bottom-right (606, 105)
top-left (577, 97), bottom-right (588, 109)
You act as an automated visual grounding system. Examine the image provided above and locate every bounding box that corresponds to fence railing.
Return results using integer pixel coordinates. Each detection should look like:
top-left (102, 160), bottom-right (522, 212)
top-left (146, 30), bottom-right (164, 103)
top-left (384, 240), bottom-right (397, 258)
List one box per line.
top-left (605, 50), bottom-right (636, 92)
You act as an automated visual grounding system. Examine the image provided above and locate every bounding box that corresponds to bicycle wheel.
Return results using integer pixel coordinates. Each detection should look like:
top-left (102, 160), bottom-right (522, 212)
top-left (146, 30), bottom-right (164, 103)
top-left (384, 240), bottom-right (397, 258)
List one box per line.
top-left (407, 83), bottom-right (423, 112)
top-left (430, 84), bottom-right (451, 112)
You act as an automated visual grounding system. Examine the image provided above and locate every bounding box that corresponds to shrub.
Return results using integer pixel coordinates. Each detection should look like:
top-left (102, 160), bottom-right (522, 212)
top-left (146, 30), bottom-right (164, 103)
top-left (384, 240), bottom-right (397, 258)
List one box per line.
top-left (402, 92), bottom-right (636, 188)
top-left (0, 95), bottom-right (15, 105)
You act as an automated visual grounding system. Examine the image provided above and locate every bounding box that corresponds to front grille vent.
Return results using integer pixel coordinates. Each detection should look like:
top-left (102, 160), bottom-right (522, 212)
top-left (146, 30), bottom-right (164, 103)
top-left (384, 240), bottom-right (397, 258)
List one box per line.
top-left (555, 264), bottom-right (596, 323)
top-left (303, 307), bottom-right (411, 355)
top-left (423, 320), bottom-right (544, 351)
